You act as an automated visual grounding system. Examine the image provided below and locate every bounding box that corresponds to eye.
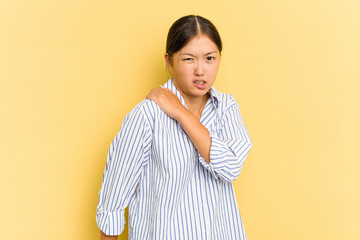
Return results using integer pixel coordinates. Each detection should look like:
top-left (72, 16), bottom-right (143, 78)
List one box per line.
top-left (206, 56), bottom-right (215, 61)
top-left (183, 58), bottom-right (193, 61)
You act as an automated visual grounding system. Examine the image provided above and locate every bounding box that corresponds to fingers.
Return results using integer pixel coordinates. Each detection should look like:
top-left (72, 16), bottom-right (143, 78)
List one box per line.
top-left (146, 87), bottom-right (159, 99)
top-left (147, 87), bottom-right (174, 99)
top-left (146, 87), bottom-right (164, 102)
top-left (145, 86), bottom-right (184, 120)
top-left (146, 87), bottom-right (178, 107)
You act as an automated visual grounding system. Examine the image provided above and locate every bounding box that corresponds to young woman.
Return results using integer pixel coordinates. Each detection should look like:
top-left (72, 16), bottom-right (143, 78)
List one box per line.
top-left (96, 15), bottom-right (252, 240)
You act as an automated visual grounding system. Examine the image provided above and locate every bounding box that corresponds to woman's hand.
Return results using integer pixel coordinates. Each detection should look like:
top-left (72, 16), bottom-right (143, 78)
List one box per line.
top-left (146, 87), bottom-right (186, 120)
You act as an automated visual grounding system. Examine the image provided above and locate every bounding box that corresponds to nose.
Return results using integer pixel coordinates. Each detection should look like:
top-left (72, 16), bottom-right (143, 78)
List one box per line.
top-left (194, 61), bottom-right (204, 76)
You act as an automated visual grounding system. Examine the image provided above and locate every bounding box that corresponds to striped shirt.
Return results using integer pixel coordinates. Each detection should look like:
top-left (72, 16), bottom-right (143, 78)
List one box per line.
top-left (96, 78), bottom-right (252, 239)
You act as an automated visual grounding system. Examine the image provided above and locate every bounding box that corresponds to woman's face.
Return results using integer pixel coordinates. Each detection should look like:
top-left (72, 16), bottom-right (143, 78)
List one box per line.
top-left (166, 34), bottom-right (220, 102)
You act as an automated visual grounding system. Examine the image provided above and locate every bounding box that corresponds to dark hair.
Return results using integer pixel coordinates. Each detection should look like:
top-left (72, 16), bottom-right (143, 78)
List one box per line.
top-left (166, 15), bottom-right (222, 59)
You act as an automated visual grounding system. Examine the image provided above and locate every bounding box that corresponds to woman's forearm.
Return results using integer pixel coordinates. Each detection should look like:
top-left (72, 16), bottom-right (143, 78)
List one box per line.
top-left (177, 108), bottom-right (211, 163)
top-left (146, 87), bottom-right (211, 163)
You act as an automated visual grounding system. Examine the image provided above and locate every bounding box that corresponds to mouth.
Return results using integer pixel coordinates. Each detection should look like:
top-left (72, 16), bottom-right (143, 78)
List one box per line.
top-left (193, 80), bottom-right (207, 90)
top-left (194, 80), bottom-right (205, 84)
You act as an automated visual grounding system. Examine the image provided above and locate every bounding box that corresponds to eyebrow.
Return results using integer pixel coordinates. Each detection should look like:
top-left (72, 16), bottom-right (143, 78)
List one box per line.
top-left (180, 51), bottom-right (218, 57)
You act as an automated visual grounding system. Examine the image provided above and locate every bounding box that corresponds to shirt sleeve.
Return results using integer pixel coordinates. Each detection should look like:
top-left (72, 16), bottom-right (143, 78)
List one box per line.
top-left (198, 100), bottom-right (252, 183)
top-left (96, 104), bottom-right (152, 236)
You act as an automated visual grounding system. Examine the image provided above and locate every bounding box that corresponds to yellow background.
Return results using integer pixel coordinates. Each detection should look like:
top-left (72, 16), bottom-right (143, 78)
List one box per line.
top-left (1, 0), bottom-right (359, 239)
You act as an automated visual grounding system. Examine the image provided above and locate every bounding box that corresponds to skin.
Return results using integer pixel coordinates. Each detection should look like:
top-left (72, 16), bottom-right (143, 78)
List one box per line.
top-left (100, 34), bottom-right (221, 240)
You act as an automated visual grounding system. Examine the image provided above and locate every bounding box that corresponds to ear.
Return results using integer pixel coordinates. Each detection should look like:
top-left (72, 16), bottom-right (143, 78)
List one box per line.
top-left (164, 53), bottom-right (173, 71)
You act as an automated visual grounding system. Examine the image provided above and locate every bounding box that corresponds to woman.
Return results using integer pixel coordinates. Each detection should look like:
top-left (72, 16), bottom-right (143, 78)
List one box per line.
top-left (96, 15), bottom-right (252, 240)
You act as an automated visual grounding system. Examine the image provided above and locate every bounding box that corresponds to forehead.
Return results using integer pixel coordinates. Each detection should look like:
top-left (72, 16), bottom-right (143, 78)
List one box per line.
top-left (179, 34), bottom-right (219, 54)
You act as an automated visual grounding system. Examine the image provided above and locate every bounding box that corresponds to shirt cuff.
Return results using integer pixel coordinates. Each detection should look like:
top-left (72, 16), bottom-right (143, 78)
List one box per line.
top-left (198, 132), bottom-right (232, 179)
top-left (96, 205), bottom-right (125, 236)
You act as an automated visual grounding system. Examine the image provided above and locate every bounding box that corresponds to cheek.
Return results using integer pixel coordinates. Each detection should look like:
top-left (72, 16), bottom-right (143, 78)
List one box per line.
top-left (207, 65), bottom-right (219, 76)
top-left (176, 65), bottom-right (193, 76)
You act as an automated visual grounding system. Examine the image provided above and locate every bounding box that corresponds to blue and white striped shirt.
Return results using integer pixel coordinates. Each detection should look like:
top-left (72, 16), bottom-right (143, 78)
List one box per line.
top-left (96, 78), bottom-right (252, 239)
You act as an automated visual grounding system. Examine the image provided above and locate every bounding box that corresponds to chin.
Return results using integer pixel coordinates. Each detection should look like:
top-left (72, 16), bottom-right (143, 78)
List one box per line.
top-left (193, 89), bottom-right (210, 97)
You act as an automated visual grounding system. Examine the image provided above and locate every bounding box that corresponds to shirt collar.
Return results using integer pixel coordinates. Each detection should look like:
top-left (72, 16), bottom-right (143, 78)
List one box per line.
top-left (163, 78), bottom-right (219, 110)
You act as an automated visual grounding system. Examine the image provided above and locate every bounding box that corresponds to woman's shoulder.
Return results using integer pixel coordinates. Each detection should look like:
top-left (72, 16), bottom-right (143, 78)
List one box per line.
top-left (127, 99), bottom-right (161, 124)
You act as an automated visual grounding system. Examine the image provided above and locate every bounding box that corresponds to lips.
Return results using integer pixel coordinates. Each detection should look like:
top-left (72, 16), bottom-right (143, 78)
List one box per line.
top-left (194, 80), bottom-right (205, 84)
top-left (193, 79), bottom-right (207, 90)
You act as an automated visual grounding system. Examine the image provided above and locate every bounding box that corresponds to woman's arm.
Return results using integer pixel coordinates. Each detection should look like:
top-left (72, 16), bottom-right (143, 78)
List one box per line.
top-left (146, 87), bottom-right (211, 163)
top-left (197, 103), bottom-right (252, 182)
top-left (147, 87), bottom-right (252, 182)
top-left (96, 104), bottom-right (152, 236)
top-left (176, 108), bottom-right (211, 163)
